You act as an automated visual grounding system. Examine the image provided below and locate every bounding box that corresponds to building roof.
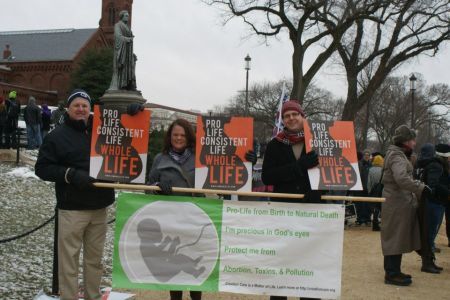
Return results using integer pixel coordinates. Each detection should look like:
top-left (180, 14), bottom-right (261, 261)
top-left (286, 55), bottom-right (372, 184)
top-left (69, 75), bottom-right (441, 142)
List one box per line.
top-left (0, 28), bottom-right (97, 62)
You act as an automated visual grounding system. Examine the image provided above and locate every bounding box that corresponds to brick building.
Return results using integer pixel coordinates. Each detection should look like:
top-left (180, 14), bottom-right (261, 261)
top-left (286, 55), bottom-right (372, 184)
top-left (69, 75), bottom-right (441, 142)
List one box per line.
top-left (0, 0), bottom-right (133, 106)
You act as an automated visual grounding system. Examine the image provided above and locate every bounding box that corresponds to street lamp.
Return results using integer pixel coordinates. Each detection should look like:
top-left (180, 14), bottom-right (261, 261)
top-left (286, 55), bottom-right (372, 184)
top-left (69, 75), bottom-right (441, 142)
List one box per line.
top-left (244, 54), bottom-right (251, 116)
top-left (409, 73), bottom-right (417, 129)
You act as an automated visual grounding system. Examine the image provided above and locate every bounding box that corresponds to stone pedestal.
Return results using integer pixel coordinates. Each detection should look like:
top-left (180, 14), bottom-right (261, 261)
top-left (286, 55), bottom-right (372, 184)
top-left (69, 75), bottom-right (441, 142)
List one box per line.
top-left (99, 89), bottom-right (146, 109)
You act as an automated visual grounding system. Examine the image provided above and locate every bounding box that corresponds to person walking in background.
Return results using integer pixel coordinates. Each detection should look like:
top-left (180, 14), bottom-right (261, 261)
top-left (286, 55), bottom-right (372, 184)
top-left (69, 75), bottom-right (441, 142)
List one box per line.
top-left (416, 144), bottom-right (449, 254)
top-left (41, 103), bottom-right (51, 138)
top-left (354, 149), bottom-right (372, 225)
top-left (367, 154), bottom-right (384, 231)
top-left (146, 118), bottom-right (202, 300)
top-left (381, 125), bottom-right (432, 286)
top-left (262, 100), bottom-right (320, 300)
top-left (5, 90), bottom-right (20, 149)
top-left (414, 143), bottom-right (443, 274)
top-left (430, 144), bottom-right (450, 251)
top-left (0, 96), bottom-right (7, 148)
top-left (23, 96), bottom-right (42, 149)
top-left (51, 100), bottom-right (66, 127)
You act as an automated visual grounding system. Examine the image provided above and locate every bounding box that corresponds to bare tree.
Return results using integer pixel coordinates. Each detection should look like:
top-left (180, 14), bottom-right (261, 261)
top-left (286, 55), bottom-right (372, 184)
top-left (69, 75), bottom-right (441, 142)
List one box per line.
top-left (361, 75), bottom-right (450, 152)
top-left (217, 79), bottom-right (341, 141)
top-left (203, 0), bottom-right (386, 103)
top-left (337, 0), bottom-right (450, 121)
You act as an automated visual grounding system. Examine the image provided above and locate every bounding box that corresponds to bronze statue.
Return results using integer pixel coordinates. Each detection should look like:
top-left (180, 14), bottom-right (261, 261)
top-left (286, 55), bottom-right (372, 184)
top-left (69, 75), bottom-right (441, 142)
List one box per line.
top-left (109, 10), bottom-right (137, 91)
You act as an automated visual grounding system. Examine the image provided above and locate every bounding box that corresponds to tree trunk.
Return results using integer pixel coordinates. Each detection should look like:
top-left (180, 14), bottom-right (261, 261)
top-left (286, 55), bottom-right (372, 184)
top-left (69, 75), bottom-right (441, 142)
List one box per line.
top-left (341, 73), bottom-right (359, 121)
top-left (361, 97), bottom-right (371, 149)
top-left (290, 45), bottom-right (307, 104)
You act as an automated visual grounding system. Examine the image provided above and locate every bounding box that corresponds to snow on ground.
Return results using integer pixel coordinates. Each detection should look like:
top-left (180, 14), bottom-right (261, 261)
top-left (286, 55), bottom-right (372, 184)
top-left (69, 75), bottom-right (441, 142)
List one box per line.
top-left (0, 162), bottom-right (116, 299)
top-left (6, 166), bottom-right (39, 179)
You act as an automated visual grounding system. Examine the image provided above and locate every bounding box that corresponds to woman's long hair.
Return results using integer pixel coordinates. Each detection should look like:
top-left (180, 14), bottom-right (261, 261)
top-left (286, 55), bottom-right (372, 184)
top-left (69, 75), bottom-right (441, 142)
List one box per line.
top-left (163, 118), bottom-right (195, 154)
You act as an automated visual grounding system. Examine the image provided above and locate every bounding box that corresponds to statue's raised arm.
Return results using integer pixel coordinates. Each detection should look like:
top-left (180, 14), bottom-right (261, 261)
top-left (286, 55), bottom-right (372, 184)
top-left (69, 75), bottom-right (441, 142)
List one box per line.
top-left (109, 10), bottom-right (137, 91)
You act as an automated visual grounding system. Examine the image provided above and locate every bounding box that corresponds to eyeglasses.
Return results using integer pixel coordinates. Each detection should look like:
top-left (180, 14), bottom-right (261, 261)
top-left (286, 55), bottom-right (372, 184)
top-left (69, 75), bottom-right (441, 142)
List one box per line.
top-left (283, 112), bottom-right (300, 119)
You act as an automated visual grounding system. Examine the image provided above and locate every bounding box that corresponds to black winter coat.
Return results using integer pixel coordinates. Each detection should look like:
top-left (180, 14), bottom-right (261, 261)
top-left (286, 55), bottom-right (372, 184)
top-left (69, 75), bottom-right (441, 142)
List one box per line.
top-left (417, 157), bottom-right (449, 205)
top-left (262, 138), bottom-right (321, 203)
top-left (35, 114), bottom-right (114, 210)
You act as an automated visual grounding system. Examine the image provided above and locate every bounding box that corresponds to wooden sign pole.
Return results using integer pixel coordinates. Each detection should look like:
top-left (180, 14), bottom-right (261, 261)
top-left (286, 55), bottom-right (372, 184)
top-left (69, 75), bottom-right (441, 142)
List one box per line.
top-left (93, 182), bottom-right (385, 203)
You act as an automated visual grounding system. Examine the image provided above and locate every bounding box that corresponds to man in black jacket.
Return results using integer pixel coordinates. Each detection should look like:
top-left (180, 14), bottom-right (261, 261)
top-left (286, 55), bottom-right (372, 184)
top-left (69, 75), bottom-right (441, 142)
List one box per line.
top-left (35, 89), bottom-right (114, 300)
top-left (262, 100), bottom-right (320, 300)
top-left (262, 100), bottom-right (319, 203)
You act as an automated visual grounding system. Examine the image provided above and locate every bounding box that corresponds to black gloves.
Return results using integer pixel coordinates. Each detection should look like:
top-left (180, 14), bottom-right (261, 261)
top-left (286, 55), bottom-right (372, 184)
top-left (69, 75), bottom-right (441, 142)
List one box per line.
top-left (67, 169), bottom-right (95, 189)
top-left (157, 181), bottom-right (173, 195)
top-left (127, 103), bottom-right (144, 116)
top-left (297, 150), bottom-right (319, 170)
top-left (245, 150), bottom-right (257, 165)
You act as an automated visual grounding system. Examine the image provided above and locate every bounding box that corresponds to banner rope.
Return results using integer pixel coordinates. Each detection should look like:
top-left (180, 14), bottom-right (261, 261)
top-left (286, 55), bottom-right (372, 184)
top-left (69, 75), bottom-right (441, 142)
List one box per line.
top-left (0, 214), bottom-right (116, 244)
top-left (0, 214), bottom-right (55, 244)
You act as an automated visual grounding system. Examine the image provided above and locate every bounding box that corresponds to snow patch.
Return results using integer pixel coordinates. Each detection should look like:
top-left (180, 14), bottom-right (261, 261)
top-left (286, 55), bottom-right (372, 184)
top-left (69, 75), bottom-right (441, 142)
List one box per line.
top-left (6, 167), bottom-right (38, 179)
top-left (33, 288), bottom-right (135, 300)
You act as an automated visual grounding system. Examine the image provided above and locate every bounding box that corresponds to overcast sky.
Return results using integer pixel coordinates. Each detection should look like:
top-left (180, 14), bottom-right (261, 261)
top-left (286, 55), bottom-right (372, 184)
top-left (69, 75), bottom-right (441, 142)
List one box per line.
top-left (1, 0), bottom-right (449, 112)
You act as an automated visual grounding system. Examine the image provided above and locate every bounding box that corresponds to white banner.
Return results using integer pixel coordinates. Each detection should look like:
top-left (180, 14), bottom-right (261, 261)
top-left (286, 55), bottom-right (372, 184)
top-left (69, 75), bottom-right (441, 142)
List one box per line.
top-left (114, 194), bottom-right (345, 298)
top-left (219, 201), bottom-right (344, 299)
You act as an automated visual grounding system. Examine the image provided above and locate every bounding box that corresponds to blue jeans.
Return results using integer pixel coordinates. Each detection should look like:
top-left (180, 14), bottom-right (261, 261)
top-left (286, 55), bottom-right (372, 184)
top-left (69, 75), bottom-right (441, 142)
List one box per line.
top-left (26, 124), bottom-right (42, 149)
top-left (427, 201), bottom-right (445, 251)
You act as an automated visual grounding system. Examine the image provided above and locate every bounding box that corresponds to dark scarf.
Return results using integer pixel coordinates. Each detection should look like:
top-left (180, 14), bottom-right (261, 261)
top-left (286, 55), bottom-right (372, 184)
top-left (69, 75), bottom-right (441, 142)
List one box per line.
top-left (169, 148), bottom-right (192, 165)
top-left (275, 128), bottom-right (305, 145)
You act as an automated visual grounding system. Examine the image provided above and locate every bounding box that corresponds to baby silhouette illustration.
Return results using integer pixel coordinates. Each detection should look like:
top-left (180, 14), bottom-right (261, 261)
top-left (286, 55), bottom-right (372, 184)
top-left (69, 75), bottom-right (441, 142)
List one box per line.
top-left (199, 116), bottom-right (248, 190)
top-left (95, 106), bottom-right (143, 181)
top-left (137, 218), bottom-right (208, 282)
top-left (315, 122), bottom-right (357, 190)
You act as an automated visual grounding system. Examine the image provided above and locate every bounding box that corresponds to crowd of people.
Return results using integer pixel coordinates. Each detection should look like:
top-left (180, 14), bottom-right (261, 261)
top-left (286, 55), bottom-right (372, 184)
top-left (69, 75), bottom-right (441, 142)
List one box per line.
top-left (348, 125), bottom-right (450, 286)
top-left (23, 88), bottom-right (449, 299)
top-left (0, 90), bottom-right (66, 150)
top-left (336, 125), bottom-right (450, 288)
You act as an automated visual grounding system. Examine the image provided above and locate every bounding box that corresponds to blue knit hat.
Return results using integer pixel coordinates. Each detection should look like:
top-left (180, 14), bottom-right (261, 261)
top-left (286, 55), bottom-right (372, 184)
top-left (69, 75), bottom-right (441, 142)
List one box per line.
top-left (67, 89), bottom-right (91, 106)
top-left (419, 143), bottom-right (435, 160)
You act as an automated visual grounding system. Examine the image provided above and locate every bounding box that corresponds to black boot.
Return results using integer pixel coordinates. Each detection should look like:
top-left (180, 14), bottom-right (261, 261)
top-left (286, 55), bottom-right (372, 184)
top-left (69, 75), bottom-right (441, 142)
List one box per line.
top-left (399, 272), bottom-right (412, 279)
top-left (431, 255), bottom-right (443, 271)
top-left (385, 273), bottom-right (412, 286)
top-left (421, 256), bottom-right (441, 274)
